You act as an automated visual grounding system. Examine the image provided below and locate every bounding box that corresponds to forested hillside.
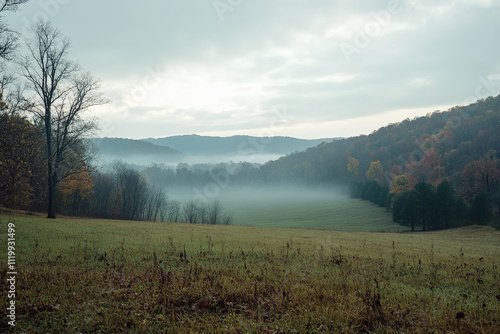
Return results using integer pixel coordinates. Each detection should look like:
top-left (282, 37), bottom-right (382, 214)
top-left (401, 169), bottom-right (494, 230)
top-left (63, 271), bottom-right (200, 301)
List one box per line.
top-left (260, 95), bottom-right (500, 228)
top-left (261, 95), bottom-right (500, 186)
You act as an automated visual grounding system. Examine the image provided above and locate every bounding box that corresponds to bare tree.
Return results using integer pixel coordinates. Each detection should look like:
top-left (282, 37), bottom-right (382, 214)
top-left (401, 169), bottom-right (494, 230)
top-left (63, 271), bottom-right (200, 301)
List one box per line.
top-left (167, 200), bottom-right (181, 222)
top-left (198, 201), bottom-right (209, 224)
top-left (221, 212), bottom-right (234, 225)
top-left (208, 199), bottom-right (223, 225)
top-left (113, 162), bottom-right (149, 221)
top-left (144, 186), bottom-right (168, 222)
top-left (19, 21), bottom-right (107, 218)
top-left (183, 199), bottom-right (201, 224)
top-left (0, 80), bottom-right (32, 115)
top-left (0, 0), bottom-right (29, 61)
top-left (90, 172), bottom-right (114, 218)
top-left (0, 1), bottom-right (31, 115)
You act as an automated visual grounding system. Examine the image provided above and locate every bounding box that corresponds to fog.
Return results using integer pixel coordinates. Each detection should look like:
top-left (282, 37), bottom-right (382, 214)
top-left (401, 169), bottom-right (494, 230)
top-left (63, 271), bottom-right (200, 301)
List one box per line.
top-left (167, 185), bottom-right (398, 231)
top-left (95, 152), bottom-right (283, 168)
top-left (89, 151), bottom-right (399, 230)
top-left (90, 149), bottom-right (396, 231)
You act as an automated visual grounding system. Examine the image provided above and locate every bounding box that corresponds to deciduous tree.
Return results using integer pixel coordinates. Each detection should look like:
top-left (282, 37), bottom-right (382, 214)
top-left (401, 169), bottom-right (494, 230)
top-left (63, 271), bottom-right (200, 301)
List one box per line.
top-left (19, 21), bottom-right (107, 218)
top-left (0, 0), bottom-right (29, 60)
top-left (366, 160), bottom-right (383, 184)
top-left (347, 157), bottom-right (359, 179)
top-left (389, 175), bottom-right (411, 197)
top-left (59, 169), bottom-right (93, 215)
top-left (0, 112), bottom-right (46, 209)
top-left (461, 151), bottom-right (500, 205)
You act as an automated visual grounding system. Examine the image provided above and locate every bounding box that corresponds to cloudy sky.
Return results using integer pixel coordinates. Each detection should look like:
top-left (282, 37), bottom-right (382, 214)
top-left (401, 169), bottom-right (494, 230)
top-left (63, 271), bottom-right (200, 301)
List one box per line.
top-left (7, 0), bottom-right (500, 139)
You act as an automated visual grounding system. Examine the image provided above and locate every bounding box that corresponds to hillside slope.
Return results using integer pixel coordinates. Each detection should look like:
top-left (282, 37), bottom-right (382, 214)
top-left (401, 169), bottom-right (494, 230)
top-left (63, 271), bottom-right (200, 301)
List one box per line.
top-left (261, 95), bottom-right (500, 198)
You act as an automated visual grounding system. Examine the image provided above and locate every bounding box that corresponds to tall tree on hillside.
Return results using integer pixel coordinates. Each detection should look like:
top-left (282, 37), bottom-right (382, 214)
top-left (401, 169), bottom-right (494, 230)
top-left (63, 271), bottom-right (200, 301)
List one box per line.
top-left (347, 157), bottom-right (360, 180)
top-left (19, 21), bottom-right (107, 218)
top-left (366, 161), bottom-right (384, 184)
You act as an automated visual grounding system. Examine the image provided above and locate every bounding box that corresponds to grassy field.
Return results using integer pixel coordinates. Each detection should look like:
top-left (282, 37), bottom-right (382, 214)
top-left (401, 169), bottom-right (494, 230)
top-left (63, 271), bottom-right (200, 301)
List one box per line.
top-left (172, 189), bottom-right (407, 232)
top-left (1, 212), bottom-right (500, 333)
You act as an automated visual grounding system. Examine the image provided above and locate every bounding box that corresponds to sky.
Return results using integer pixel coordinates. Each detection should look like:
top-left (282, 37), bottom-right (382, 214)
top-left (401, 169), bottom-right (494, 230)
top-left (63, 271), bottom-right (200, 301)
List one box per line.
top-left (6, 0), bottom-right (500, 139)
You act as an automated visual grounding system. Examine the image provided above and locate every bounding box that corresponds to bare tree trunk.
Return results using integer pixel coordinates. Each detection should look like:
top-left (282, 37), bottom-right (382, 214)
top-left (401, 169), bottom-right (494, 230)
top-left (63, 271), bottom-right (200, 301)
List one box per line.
top-left (45, 112), bottom-right (56, 218)
top-left (47, 173), bottom-right (56, 218)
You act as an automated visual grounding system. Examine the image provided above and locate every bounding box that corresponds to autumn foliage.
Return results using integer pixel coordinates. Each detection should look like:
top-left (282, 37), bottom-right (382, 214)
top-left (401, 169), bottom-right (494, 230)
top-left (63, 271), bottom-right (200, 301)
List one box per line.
top-left (262, 95), bottom-right (500, 229)
top-left (0, 111), bottom-right (94, 214)
top-left (0, 113), bottom-right (46, 210)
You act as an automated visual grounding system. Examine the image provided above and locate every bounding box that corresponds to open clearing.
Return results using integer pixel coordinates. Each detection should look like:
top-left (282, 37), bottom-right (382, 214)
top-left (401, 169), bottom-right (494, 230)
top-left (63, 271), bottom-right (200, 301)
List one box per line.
top-left (172, 189), bottom-right (406, 232)
top-left (1, 213), bottom-right (499, 333)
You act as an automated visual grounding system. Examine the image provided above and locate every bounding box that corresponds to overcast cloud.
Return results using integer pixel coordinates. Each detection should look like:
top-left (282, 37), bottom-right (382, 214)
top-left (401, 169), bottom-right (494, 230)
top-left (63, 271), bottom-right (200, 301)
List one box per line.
top-left (7, 0), bottom-right (500, 139)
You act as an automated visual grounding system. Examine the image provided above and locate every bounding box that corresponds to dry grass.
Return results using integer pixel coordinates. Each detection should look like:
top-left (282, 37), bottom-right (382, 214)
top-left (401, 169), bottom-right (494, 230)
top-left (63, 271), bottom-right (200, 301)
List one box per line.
top-left (1, 213), bottom-right (500, 333)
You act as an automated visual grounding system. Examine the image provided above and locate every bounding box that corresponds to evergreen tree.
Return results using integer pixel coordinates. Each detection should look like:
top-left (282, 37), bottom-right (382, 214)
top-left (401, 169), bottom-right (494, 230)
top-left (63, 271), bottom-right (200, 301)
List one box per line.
top-left (414, 182), bottom-right (437, 231)
top-left (377, 186), bottom-right (389, 208)
top-left (392, 191), bottom-right (419, 231)
top-left (470, 192), bottom-right (492, 225)
top-left (435, 180), bottom-right (455, 229)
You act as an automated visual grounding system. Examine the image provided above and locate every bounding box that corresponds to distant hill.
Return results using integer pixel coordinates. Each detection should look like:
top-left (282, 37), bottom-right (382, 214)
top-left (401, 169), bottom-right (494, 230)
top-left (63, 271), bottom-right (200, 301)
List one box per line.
top-left (91, 137), bottom-right (184, 165)
top-left (92, 136), bottom-right (337, 166)
top-left (143, 135), bottom-right (336, 156)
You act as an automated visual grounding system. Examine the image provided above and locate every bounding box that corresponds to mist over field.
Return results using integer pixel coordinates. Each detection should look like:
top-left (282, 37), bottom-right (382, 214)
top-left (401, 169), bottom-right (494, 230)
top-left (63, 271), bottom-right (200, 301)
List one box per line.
top-left (96, 152), bottom-right (284, 167)
top-left (169, 186), bottom-right (405, 232)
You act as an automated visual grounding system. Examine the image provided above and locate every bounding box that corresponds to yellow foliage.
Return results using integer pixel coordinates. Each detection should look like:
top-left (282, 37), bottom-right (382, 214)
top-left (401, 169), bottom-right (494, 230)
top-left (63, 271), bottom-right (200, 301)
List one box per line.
top-left (390, 175), bottom-right (411, 196)
top-left (366, 161), bottom-right (383, 183)
top-left (347, 157), bottom-right (359, 177)
top-left (60, 171), bottom-right (94, 200)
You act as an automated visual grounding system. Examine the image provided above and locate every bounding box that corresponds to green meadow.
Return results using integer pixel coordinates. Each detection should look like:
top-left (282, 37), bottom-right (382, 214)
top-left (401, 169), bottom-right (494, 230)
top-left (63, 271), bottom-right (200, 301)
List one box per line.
top-left (172, 189), bottom-right (407, 232)
top-left (1, 211), bottom-right (499, 333)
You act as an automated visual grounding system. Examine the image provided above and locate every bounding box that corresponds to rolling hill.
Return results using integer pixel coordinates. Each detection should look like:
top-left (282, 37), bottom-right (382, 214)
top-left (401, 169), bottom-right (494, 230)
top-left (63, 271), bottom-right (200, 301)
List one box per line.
top-left (143, 135), bottom-right (336, 156)
top-left (92, 135), bottom-right (338, 166)
top-left (91, 137), bottom-right (184, 165)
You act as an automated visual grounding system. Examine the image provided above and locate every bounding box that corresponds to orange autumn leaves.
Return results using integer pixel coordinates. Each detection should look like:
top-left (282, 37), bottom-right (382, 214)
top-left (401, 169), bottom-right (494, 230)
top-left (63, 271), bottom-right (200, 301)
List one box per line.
top-left (59, 170), bottom-right (94, 211)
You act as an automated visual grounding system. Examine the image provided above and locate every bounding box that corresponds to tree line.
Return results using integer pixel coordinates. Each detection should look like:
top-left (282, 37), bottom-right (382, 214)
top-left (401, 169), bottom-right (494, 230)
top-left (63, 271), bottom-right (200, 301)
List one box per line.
top-left (66, 162), bottom-right (233, 224)
top-left (0, 7), bottom-right (236, 225)
top-left (351, 178), bottom-right (491, 231)
top-left (348, 149), bottom-right (499, 230)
